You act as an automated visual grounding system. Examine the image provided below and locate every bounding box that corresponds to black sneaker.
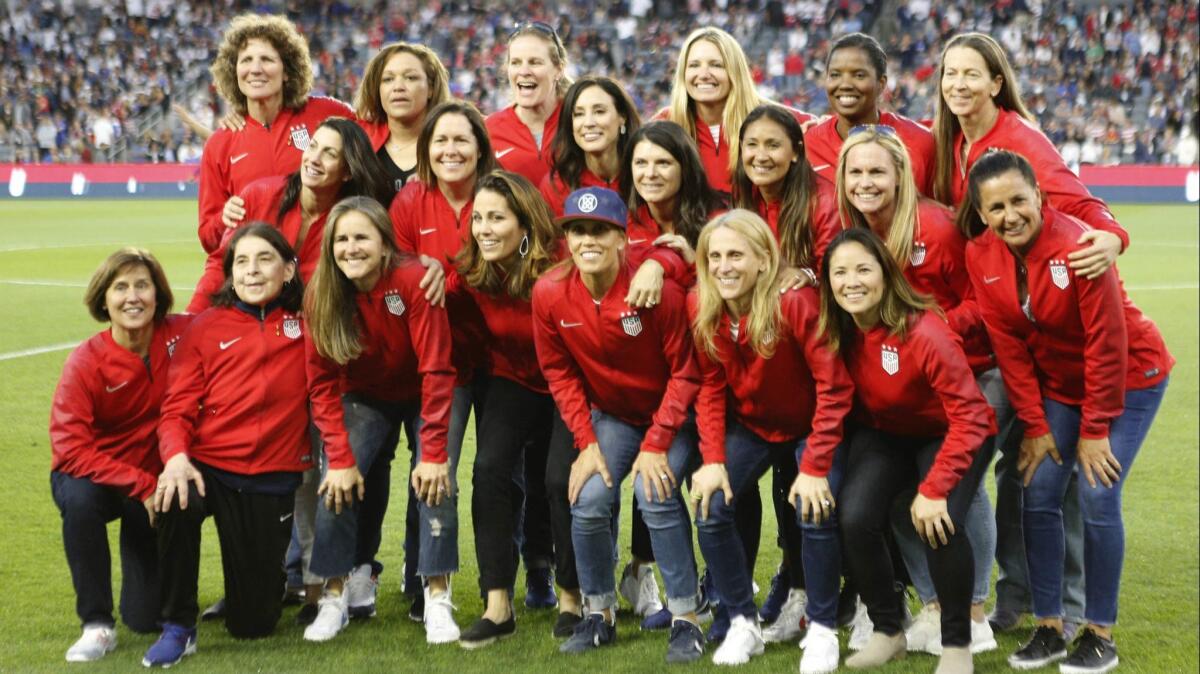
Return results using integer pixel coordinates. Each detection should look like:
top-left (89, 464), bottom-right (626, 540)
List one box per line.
top-left (1008, 625), bottom-right (1068, 669)
top-left (294, 602), bottom-right (319, 626)
top-left (408, 593), bottom-right (425, 622)
top-left (554, 612), bottom-right (583, 638)
top-left (666, 619), bottom-right (705, 664)
top-left (200, 597), bottom-right (226, 621)
top-left (559, 613), bottom-right (616, 653)
top-left (459, 616), bottom-right (516, 650)
top-left (1059, 628), bottom-right (1118, 674)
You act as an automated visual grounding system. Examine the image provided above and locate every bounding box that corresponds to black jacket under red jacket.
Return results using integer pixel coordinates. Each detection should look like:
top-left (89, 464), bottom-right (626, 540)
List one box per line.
top-left (50, 315), bottom-right (193, 501)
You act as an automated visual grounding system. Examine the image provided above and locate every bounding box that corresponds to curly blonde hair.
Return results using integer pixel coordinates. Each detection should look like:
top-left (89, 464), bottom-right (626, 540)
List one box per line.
top-left (210, 14), bottom-right (314, 115)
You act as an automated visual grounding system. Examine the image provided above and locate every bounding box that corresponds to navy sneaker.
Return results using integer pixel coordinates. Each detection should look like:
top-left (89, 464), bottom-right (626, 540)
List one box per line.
top-left (559, 613), bottom-right (616, 653)
top-left (666, 619), bottom-right (705, 663)
top-left (1060, 628), bottom-right (1118, 674)
top-left (1008, 625), bottom-right (1068, 670)
top-left (641, 606), bottom-right (672, 630)
top-left (759, 566), bottom-right (789, 623)
top-left (707, 604), bottom-right (731, 643)
top-left (141, 623), bottom-right (196, 668)
top-left (524, 567), bottom-right (558, 609)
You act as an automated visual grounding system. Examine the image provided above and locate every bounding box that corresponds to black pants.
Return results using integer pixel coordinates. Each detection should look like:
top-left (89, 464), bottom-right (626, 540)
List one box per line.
top-left (51, 471), bottom-right (159, 632)
top-left (839, 426), bottom-right (992, 648)
top-left (157, 467), bottom-right (293, 637)
top-left (520, 433), bottom-right (556, 569)
top-left (474, 376), bottom-right (578, 592)
top-left (768, 451), bottom-right (805, 588)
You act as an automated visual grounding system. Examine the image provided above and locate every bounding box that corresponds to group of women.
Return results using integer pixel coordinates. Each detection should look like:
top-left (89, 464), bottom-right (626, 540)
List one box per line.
top-left (49, 14), bottom-right (1172, 674)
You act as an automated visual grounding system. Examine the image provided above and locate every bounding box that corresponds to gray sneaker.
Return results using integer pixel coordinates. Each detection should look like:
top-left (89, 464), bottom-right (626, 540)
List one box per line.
top-left (560, 613), bottom-right (615, 654)
top-left (666, 619), bottom-right (705, 664)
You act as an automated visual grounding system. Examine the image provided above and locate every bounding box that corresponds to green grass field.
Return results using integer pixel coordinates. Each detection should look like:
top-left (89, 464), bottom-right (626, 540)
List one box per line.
top-left (0, 201), bottom-right (1196, 673)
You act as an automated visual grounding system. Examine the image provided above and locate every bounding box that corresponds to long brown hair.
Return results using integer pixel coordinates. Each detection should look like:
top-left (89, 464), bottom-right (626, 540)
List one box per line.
top-left (550, 76), bottom-right (642, 191)
top-left (457, 171), bottom-right (561, 300)
top-left (932, 33), bottom-right (1034, 205)
top-left (276, 117), bottom-right (394, 225)
top-left (817, 228), bottom-right (936, 354)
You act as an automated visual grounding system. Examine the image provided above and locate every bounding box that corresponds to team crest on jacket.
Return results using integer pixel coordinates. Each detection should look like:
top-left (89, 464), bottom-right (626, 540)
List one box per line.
top-left (165, 334), bottom-right (181, 357)
top-left (384, 292), bottom-right (406, 316)
top-left (881, 344), bottom-right (900, 375)
top-left (282, 316), bottom-right (302, 339)
top-left (289, 125), bottom-right (311, 150)
top-left (910, 242), bottom-right (926, 267)
top-left (1049, 259), bottom-right (1069, 290)
top-left (620, 310), bottom-right (643, 337)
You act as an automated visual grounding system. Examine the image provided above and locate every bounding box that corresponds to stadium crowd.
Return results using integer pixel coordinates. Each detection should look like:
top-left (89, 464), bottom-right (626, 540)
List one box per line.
top-left (1, 0), bottom-right (1196, 166)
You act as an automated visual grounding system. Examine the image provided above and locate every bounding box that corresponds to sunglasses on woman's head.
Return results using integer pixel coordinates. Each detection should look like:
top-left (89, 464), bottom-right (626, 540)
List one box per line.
top-left (510, 21), bottom-right (558, 40)
top-left (848, 124), bottom-right (898, 137)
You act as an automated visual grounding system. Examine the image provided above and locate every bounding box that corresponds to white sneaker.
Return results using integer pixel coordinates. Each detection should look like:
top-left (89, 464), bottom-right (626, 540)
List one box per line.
top-left (304, 593), bottom-right (349, 642)
top-left (799, 622), bottom-right (840, 674)
top-left (344, 563), bottom-right (377, 618)
top-left (712, 615), bottom-right (764, 666)
top-left (65, 623), bottom-right (116, 662)
top-left (929, 616), bottom-right (998, 655)
top-left (424, 586), bottom-right (460, 644)
top-left (763, 589), bottom-right (808, 643)
top-left (848, 599), bottom-right (873, 651)
top-left (906, 603), bottom-right (942, 653)
top-left (618, 562), bottom-right (663, 617)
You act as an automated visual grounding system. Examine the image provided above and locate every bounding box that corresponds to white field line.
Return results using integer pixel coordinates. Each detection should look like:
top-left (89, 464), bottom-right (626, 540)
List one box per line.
top-left (0, 279), bottom-right (194, 291)
top-left (0, 239), bottom-right (193, 253)
top-left (0, 341), bottom-right (80, 362)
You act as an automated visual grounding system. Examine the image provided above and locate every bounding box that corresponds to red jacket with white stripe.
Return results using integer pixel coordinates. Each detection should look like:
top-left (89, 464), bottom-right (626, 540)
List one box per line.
top-left (804, 112), bottom-right (937, 196)
top-left (965, 207), bottom-right (1173, 440)
top-left (50, 315), bottom-right (193, 500)
top-left (158, 303), bottom-right (350, 474)
top-left (306, 261), bottom-right (456, 464)
top-left (486, 104), bottom-right (562, 187)
top-left (689, 288), bottom-right (854, 474)
top-left (532, 259), bottom-right (700, 453)
top-left (197, 96), bottom-right (352, 254)
top-left (844, 312), bottom-right (997, 499)
top-left (948, 108), bottom-right (1129, 250)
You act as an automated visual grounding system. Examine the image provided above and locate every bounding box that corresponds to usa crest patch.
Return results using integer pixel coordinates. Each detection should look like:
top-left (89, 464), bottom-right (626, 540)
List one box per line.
top-left (282, 316), bottom-right (302, 339)
top-left (385, 292), bottom-right (406, 316)
top-left (910, 242), bottom-right (926, 267)
top-left (166, 334), bottom-right (181, 357)
top-left (289, 125), bottom-right (311, 150)
top-left (1049, 259), bottom-right (1069, 290)
top-left (620, 310), bottom-right (642, 337)
top-left (881, 344), bottom-right (899, 376)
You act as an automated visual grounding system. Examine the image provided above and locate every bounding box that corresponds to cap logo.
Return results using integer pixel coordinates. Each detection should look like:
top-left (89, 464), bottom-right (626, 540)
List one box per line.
top-left (577, 193), bottom-right (599, 213)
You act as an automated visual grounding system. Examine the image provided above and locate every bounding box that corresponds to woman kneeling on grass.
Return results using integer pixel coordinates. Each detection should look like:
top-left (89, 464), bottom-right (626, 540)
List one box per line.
top-left (142, 224), bottom-right (358, 667)
top-left (50, 249), bottom-right (191, 662)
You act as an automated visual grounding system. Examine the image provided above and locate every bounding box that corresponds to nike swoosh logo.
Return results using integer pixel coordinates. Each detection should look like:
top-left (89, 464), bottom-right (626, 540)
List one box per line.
top-left (230, 153), bottom-right (250, 164)
top-left (560, 320), bottom-right (583, 328)
top-left (105, 381), bottom-right (129, 393)
top-left (419, 228), bottom-right (437, 235)
top-left (495, 147), bottom-right (515, 159)
top-left (627, 238), bottom-right (647, 245)
top-left (280, 512), bottom-right (293, 523)
top-left (984, 276), bottom-right (1001, 284)
top-left (811, 163), bottom-right (831, 172)
top-left (219, 337), bottom-right (242, 350)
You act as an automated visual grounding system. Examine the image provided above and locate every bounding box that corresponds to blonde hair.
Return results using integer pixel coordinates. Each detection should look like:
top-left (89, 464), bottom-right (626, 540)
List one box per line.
top-left (305, 196), bottom-right (403, 364)
top-left (836, 129), bottom-right (919, 268)
top-left (210, 14), bottom-right (313, 115)
top-left (667, 27), bottom-right (767, 178)
top-left (932, 33), bottom-right (1034, 204)
top-left (506, 23), bottom-right (573, 98)
top-left (692, 209), bottom-right (782, 360)
top-left (355, 43), bottom-right (451, 123)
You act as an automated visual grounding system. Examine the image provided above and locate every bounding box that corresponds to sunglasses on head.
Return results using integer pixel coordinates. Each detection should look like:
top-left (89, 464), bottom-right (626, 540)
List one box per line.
top-left (510, 21), bottom-right (558, 40)
top-left (848, 124), bottom-right (898, 137)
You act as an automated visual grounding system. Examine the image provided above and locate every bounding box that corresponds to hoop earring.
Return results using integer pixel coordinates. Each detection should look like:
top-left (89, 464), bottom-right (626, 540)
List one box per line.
top-left (519, 234), bottom-right (530, 258)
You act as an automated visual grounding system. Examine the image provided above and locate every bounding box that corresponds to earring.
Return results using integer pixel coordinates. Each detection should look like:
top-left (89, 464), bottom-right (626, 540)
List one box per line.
top-left (620, 124), bottom-right (626, 135)
top-left (519, 234), bottom-right (530, 258)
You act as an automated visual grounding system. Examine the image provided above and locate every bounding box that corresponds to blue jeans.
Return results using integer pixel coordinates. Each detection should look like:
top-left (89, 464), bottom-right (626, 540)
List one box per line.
top-left (572, 410), bottom-right (699, 614)
top-left (1024, 378), bottom-right (1168, 626)
top-left (310, 395), bottom-right (418, 579)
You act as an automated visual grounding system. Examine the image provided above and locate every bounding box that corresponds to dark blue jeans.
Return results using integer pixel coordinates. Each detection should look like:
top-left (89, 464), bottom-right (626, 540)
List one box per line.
top-left (694, 420), bottom-right (845, 627)
top-left (51, 471), bottom-right (159, 632)
top-left (1024, 378), bottom-right (1168, 626)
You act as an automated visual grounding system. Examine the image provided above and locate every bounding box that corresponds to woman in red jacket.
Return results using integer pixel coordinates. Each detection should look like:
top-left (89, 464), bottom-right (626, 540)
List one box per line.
top-left (450, 170), bottom-right (581, 646)
top-left (50, 249), bottom-right (189, 663)
top-left (655, 26), bottom-right (813, 196)
top-left (532, 187), bottom-right (705, 662)
top-left (143, 224), bottom-right (357, 667)
top-left (688, 209), bottom-right (853, 670)
top-left (804, 32), bottom-right (936, 194)
top-left (961, 151), bottom-right (1172, 673)
top-left (818, 227), bottom-right (996, 673)
top-left (539, 76), bottom-right (641, 217)
top-left (299, 196), bottom-right (456, 645)
top-left (835, 126), bottom-right (1000, 653)
top-left (486, 22), bottom-right (570, 186)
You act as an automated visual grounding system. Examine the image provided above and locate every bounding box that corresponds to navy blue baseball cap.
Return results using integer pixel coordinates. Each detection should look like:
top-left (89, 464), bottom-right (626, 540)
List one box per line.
top-left (556, 187), bottom-right (628, 232)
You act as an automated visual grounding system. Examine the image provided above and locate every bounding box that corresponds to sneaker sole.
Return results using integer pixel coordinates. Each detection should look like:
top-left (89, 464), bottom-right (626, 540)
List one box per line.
top-left (1007, 650), bottom-right (1067, 670)
top-left (141, 642), bottom-right (196, 668)
top-left (459, 630), bottom-right (516, 650)
top-left (304, 623), bottom-right (348, 642)
top-left (1059, 657), bottom-right (1119, 674)
top-left (348, 604), bottom-right (377, 619)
